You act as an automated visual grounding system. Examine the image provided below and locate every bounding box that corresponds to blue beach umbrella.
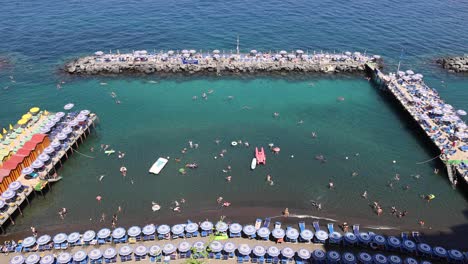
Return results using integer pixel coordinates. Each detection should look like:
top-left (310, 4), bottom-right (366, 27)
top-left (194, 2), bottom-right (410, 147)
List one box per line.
top-left (267, 246), bottom-right (280, 257)
top-left (185, 223), bottom-right (198, 233)
top-left (36, 235), bottom-right (51, 246)
top-left (157, 224), bottom-right (170, 235)
top-left (45, 120), bottom-right (56, 127)
top-left (388, 255), bottom-right (402, 264)
top-left (281, 247), bottom-right (294, 259)
top-left (315, 230), bottom-right (328, 241)
top-left (387, 236), bottom-right (401, 248)
top-left (53, 233), bottom-right (67, 244)
top-left (223, 242), bottom-right (236, 253)
top-left (68, 120), bottom-right (78, 127)
top-left (22, 236), bottom-right (36, 248)
top-left (209, 241), bottom-right (223, 252)
top-left (8, 181), bottom-right (22, 191)
top-left (229, 223), bottom-right (242, 234)
top-left (373, 235), bottom-right (386, 246)
top-left (272, 228), bottom-right (285, 239)
top-left (374, 253), bottom-right (388, 264)
top-left (82, 230), bottom-right (95, 242)
top-left (327, 251), bottom-right (341, 262)
top-left (358, 232), bottom-right (371, 244)
top-left (72, 251), bottom-right (86, 262)
top-left (57, 252), bottom-right (72, 264)
top-left (119, 246), bottom-right (133, 256)
top-left (39, 254), bottom-right (54, 264)
top-left (40, 127), bottom-right (50, 134)
top-left (61, 127), bottom-right (72, 135)
top-left (134, 245), bottom-right (148, 256)
top-left (51, 141), bottom-right (61, 150)
top-left (312, 249), bottom-right (326, 262)
top-left (162, 244), bottom-right (175, 255)
top-left (111, 227), bottom-right (126, 239)
top-left (243, 225), bottom-right (256, 236)
top-left (0, 200), bottom-right (5, 209)
top-left (55, 112), bottom-right (65, 118)
top-left (178, 241), bottom-right (191, 252)
top-left (448, 249), bottom-right (464, 262)
top-left (433, 246), bottom-right (447, 258)
top-left (2, 189), bottom-right (16, 200)
top-left (142, 224), bottom-right (156, 235)
top-left (67, 232), bottom-right (80, 244)
top-left (43, 146), bottom-right (55, 155)
top-left (257, 227), bottom-right (270, 238)
top-left (171, 224), bottom-right (184, 235)
top-left (80, 110), bottom-right (90, 116)
top-left (342, 252), bottom-right (356, 264)
top-left (64, 103), bottom-right (74, 110)
top-left (193, 241), bottom-right (205, 252)
top-left (10, 255), bottom-right (25, 264)
top-left (402, 240), bottom-right (416, 252)
top-left (31, 160), bottom-right (44, 169)
top-left (300, 229), bottom-right (313, 241)
top-left (216, 221), bottom-right (228, 232)
top-left (89, 249), bottom-right (103, 260)
top-left (253, 246), bottom-right (266, 257)
top-left (76, 114), bottom-right (87, 122)
top-left (149, 245), bottom-right (161, 256)
top-left (97, 228), bottom-right (111, 239)
top-left (286, 228), bottom-right (299, 240)
top-left (127, 226), bottom-right (141, 237)
top-left (329, 231), bottom-right (342, 242)
top-left (358, 252), bottom-right (372, 264)
top-left (56, 133), bottom-right (67, 141)
top-left (103, 247), bottom-right (117, 259)
top-left (200, 221), bottom-right (213, 231)
top-left (238, 244), bottom-right (251, 256)
top-left (25, 253), bottom-right (40, 264)
top-left (297, 249), bottom-right (310, 260)
top-left (417, 243), bottom-right (432, 255)
top-left (21, 167), bottom-right (34, 175)
top-left (404, 257), bottom-right (418, 264)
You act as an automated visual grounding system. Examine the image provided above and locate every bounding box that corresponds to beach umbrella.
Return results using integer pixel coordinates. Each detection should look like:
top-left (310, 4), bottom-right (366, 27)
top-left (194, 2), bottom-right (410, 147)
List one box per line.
top-left (315, 230), bottom-right (328, 241)
top-left (51, 116), bottom-right (62, 123)
top-left (22, 236), bottom-right (36, 248)
top-left (111, 227), bottom-right (126, 239)
top-left (301, 54), bottom-right (309, 59)
top-left (373, 254), bottom-right (388, 264)
top-left (286, 228), bottom-right (299, 240)
top-left (95, 51), bottom-right (104, 56)
top-left (67, 232), bottom-right (80, 244)
top-left (344, 51), bottom-right (352, 56)
top-left (53, 233), bottom-right (67, 244)
top-left (267, 246), bottom-right (280, 257)
top-left (181, 50), bottom-right (189, 54)
top-left (353, 52), bottom-right (361, 56)
top-left (327, 251), bottom-right (341, 262)
top-left (257, 227), bottom-right (270, 238)
top-left (417, 243), bottom-right (432, 255)
top-left (296, 49), bottom-right (304, 54)
top-left (162, 244), bottom-right (176, 255)
top-left (274, 54), bottom-right (282, 59)
top-left (344, 232), bottom-right (358, 244)
top-left (25, 254), bottom-right (40, 264)
top-left (250, 50), bottom-right (257, 55)
top-left (406, 70), bottom-right (415, 75)
top-left (0, 200), bottom-right (5, 209)
top-left (279, 50), bottom-right (287, 55)
top-left (358, 232), bottom-right (371, 244)
top-left (83, 230), bottom-right (95, 242)
top-left (127, 226), bottom-right (141, 237)
top-left (281, 247), bottom-right (294, 259)
top-left (37, 235), bottom-right (51, 246)
top-left (448, 249), bottom-right (464, 261)
top-left (142, 224), bottom-right (156, 235)
top-left (405, 257), bottom-right (418, 264)
top-left (56, 133), bottom-right (67, 141)
top-left (193, 241), bottom-right (205, 252)
top-left (80, 110), bottom-right (90, 116)
top-left (44, 121), bottom-right (56, 128)
top-left (157, 224), bottom-right (170, 235)
top-left (209, 241), bottom-right (223, 252)
top-left (312, 249), bottom-right (326, 262)
top-left (329, 231), bottom-right (342, 242)
top-left (189, 49), bottom-right (196, 54)
top-left (103, 247), bottom-right (117, 259)
top-left (140, 50), bottom-right (148, 55)
top-left (119, 245), bottom-right (133, 256)
top-left (40, 127), bottom-right (50, 134)
top-left (358, 252), bottom-right (372, 264)
top-left (149, 245), bottom-right (162, 256)
top-left (458, 123), bottom-right (467, 129)
top-left (89, 249), bottom-right (103, 260)
top-left (242, 225), bottom-right (256, 236)
top-left (31, 160), bottom-right (44, 169)
top-left (21, 167), bottom-right (34, 175)
top-left (373, 235), bottom-right (386, 246)
top-left (200, 221), bottom-right (213, 231)
top-left (38, 154), bottom-right (50, 162)
top-left (8, 181), bottom-right (22, 191)
top-left (387, 236), bottom-right (401, 248)
top-left (253, 246), bottom-right (266, 257)
top-left (55, 112), bottom-right (65, 118)
top-left (171, 224), bottom-right (184, 235)
top-left (76, 114), bottom-right (87, 122)
top-left (229, 223), bottom-right (242, 234)
top-left (297, 249), bottom-right (310, 260)
top-left (2, 189), bottom-right (16, 200)
top-left (223, 242), bottom-right (236, 253)
top-left (68, 120), bottom-right (79, 127)
top-left (178, 241), bottom-right (191, 252)
top-left (287, 54), bottom-right (296, 59)
top-left (432, 109), bottom-right (443, 115)
top-left (185, 222), bottom-right (198, 233)
top-left (433, 246), bottom-right (447, 258)
top-left (272, 228), bottom-right (285, 239)
top-left (10, 255), bottom-right (25, 264)
top-left (342, 252), bottom-right (356, 264)
top-left (63, 103), bottom-right (74, 110)
top-left (39, 254), bottom-right (54, 264)
top-left (238, 244), bottom-right (251, 256)
top-left (388, 255), bottom-right (402, 264)
top-left (402, 239), bottom-right (416, 252)
top-left (134, 245), bottom-right (148, 256)
top-left (57, 253), bottom-right (71, 264)
top-left (97, 228), bottom-right (111, 239)
top-left (167, 50), bottom-right (175, 55)
top-left (373, 55), bottom-right (381, 59)
top-left (215, 221), bottom-right (228, 232)
top-left (456, 109), bottom-right (467, 116)
top-left (51, 141), bottom-right (61, 149)
top-left (213, 50), bottom-right (220, 54)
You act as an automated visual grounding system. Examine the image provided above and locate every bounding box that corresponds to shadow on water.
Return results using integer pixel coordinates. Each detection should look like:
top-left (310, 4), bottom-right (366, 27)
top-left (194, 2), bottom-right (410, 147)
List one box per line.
top-left (422, 208), bottom-right (468, 251)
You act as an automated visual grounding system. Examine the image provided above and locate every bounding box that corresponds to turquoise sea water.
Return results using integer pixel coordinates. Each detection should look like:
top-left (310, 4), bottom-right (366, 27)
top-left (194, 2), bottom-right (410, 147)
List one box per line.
top-left (0, 0), bottom-right (467, 241)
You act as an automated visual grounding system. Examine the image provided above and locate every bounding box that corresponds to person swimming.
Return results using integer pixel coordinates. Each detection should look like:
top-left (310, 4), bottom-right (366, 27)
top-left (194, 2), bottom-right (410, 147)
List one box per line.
top-left (328, 180), bottom-right (335, 189)
top-left (226, 176), bottom-right (232, 182)
top-left (361, 191), bottom-right (368, 199)
top-left (352, 172), bottom-right (359, 177)
top-left (217, 197), bottom-right (223, 204)
top-left (311, 132), bottom-right (317, 138)
top-left (273, 112), bottom-right (279, 118)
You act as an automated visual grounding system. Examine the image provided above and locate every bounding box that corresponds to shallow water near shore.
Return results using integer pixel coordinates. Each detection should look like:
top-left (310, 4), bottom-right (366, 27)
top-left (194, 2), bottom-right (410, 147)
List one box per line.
top-left (0, 0), bottom-right (467, 247)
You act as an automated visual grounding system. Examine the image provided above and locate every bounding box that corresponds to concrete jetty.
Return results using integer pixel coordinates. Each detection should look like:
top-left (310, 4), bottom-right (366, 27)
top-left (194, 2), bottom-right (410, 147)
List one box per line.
top-left (437, 56), bottom-right (468, 73)
top-left (65, 50), bottom-right (382, 75)
top-left (367, 63), bottom-right (468, 187)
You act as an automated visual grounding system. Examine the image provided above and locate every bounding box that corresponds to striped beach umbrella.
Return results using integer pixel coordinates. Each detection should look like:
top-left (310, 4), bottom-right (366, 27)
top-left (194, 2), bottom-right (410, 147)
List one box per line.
top-left (358, 252), bottom-right (372, 264)
top-left (267, 246), bottom-right (280, 257)
top-left (111, 227), bottom-right (126, 239)
top-left (39, 254), bottom-right (54, 264)
top-left (83, 230), bottom-right (95, 242)
top-left (67, 232), bottom-right (80, 244)
top-left (185, 223), bottom-right (198, 233)
top-left (300, 229), bottom-right (313, 241)
top-left (404, 257), bottom-right (418, 264)
top-left (373, 235), bottom-right (386, 246)
top-left (10, 255), bottom-right (24, 264)
top-left (402, 240), bottom-right (416, 252)
top-left (281, 247), bottom-right (294, 259)
top-left (162, 244), bottom-right (175, 255)
top-left (178, 241), bottom-right (191, 252)
top-left (417, 243), bottom-right (432, 255)
top-left (171, 224), bottom-right (184, 235)
top-left (297, 249), bottom-right (310, 260)
top-left (433, 246), bottom-right (447, 258)
top-left (22, 167), bottom-right (34, 175)
top-left (327, 251), bottom-right (341, 262)
top-left (37, 235), bottom-right (51, 246)
top-left (22, 236), bottom-right (36, 248)
top-left (223, 242), bottom-right (236, 253)
top-left (193, 241), bottom-right (205, 252)
top-left (209, 241), bottom-right (223, 252)
top-left (387, 236), bottom-right (401, 248)
top-left (238, 244), bottom-right (251, 256)
top-left (134, 245), bottom-right (148, 256)
top-left (272, 228), bottom-right (285, 239)
top-left (312, 249), bottom-right (326, 262)
top-left (57, 252), bottom-right (72, 264)
top-left (72, 251), bottom-right (86, 262)
top-left (388, 255), bottom-right (402, 264)
top-left (157, 224), bottom-right (170, 235)
top-left (358, 232), bottom-right (371, 244)
top-left (448, 249), bottom-right (464, 262)
top-left (53, 233), bottom-right (67, 244)
top-left (149, 245), bottom-right (161, 256)
top-left (103, 247), bottom-right (117, 259)
top-left (200, 221), bottom-right (213, 231)
top-left (229, 223), bottom-right (242, 234)
top-left (342, 252), bottom-right (356, 264)
top-left (25, 253), bottom-right (40, 264)
top-left (119, 245), bottom-right (133, 256)
top-left (97, 228), bottom-right (111, 239)
top-left (8, 181), bottom-right (22, 191)
top-left (142, 224), bottom-right (156, 235)
top-left (215, 221), bottom-right (228, 232)
top-left (89, 249), bottom-right (103, 260)
top-left (253, 246), bottom-right (266, 257)
top-left (128, 226), bottom-right (141, 237)
top-left (286, 228), bottom-right (299, 240)
top-left (315, 230), bottom-right (328, 241)
top-left (373, 253), bottom-right (388, 264)
top-left (257, 227), bottom-right (270, 238)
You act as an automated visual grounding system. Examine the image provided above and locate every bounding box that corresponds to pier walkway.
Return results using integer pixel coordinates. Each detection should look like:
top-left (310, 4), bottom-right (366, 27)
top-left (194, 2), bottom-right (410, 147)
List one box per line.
top-left (367, 63), bottom-right (468, 186)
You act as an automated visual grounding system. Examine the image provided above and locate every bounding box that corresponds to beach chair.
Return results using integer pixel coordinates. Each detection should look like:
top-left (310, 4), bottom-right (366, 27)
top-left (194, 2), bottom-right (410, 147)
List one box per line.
top-left (259, 256), bottom-right (265, 264)
top-left (158, 234), bottom-right (165, 240)
top-left (156, 256), bottom-right (162, 262)
top-left (295, 259), bottom-right (303, 264)
top-left (135, 255), bottom-right (141, 261)
top-left (209, 252), bottom-right (215, 259)
top-left (170, 254), bottom-right (176, 260)
top-left (272, 257), bottom-right (279, 264)
top-left (215, 252), bottom-right (221, 259)
top-left (222, 254), bottom-right (229, 260)
top-left (38, 245), bottom-right (45, 251)
top-left (61, 242), bottom-right (68, 249)
top-left (237, 256), bottom-right (244, 263)
top-left (54, 243), bottom-right (61, 250)
top-left (252, 256), bottom-right (258, 263)
top-left (185, 232), bottom-right (192, 238)
top-left (401, 232), bottom-right (409, 241)
top-left (44, 244), bottom-right (52, 250)
top-left (313, 221), bottom-right (320, 232)
top-left (298, 221), bottom-right (305, 232)
top-left (150, 256), bottom-right (156, 262)
top-left (143, 235), bottom-right (150, 241)
top-left (353, 224), bottom-right (360, 235)
top-left (412, 231), bottom-right (421, 242)
top-left (280, 258), bottom-right (287, 264)
top-left (274, 222), bottom-right (281, 229)
top-left (201, 230), bottom-right (208, 237)
top-left (263, 218), bottom-right (271, 228)
top-left (327, 223), bottom-right (334, 234)
top-left (120, 256), bottom-right (126, 262)
top-left (244, 255), bottom-right (250, 262)
top-left (98, 238), bottom-right (106, 245)
top-left (105, 258), bottom-right (111, 263)
top-left (120, 236), bottom-right (128, 243)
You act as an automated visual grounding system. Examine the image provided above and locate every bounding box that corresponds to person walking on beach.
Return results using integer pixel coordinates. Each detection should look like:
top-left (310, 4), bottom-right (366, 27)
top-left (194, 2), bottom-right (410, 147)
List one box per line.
top-left (30, 226), bottom-right (37, 237)
top-left (283, 208), bottom-right (289, 217)
top-left (100, 213), bottom-right (106, 222)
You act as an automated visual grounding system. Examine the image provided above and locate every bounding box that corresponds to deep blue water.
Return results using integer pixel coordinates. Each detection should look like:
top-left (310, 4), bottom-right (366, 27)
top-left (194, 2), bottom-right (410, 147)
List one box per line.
top-left (0, 0), bottom-right (467, 239)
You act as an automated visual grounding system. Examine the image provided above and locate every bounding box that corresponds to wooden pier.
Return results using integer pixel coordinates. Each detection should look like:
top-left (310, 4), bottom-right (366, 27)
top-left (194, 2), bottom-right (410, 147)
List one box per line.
top-left (366, 63), bottom-right (468, 187)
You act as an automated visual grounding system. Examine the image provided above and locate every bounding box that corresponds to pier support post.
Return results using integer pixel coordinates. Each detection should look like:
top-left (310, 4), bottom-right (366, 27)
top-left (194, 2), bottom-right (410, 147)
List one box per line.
top-left (18, 207), bottom-right (23, 216)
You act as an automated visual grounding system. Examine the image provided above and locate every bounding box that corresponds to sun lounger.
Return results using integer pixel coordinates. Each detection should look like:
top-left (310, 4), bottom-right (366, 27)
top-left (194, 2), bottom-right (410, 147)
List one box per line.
top-left (353, 224), bottom-right (360, 235)
top-left (412, 231), bottom-right (421, 242)
top-left (327, 223), bottom-right (334, 234)
top-left (263, 218), bottom-right (271, 228)
top-left (298, 221), bottom-right (305, 232)
top-left (274, 222), bottom-right (281, 229)
top-left (313, 221), bottom-right (320, 232)
top-left (401, 232), bottom-right (409, 241)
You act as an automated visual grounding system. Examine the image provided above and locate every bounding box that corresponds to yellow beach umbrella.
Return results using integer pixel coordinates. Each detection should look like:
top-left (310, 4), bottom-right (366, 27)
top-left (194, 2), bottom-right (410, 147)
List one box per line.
top-left (9, 124), bottom-right (13, 130)
top-left (0, 133), bottom-right (3, 139)
top-left (22, 113), bottom-right (32, 120)
top-left (17, 119), bottom-right (28, 125)
top-left (2, 128), bottom-right (6, 134)
top-left (43, 110), bottom-right (49, 116)
top-left (30, 107), bottom-right (40, 114)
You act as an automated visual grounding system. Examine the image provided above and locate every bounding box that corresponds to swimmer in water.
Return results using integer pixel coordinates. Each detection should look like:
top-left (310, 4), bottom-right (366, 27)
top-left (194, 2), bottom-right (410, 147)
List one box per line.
top-left (273, 112), bottom-right (279, 118)
top-left (352, 172), bottom-right (359, 177)
top-left (192, 96), bottom-right (198, 100)
top-left (311, 132), bottom-right (317, 138)
top-left (217, 197), bottom-right (223, 204)
top-left (361, 191), bottom-right (368, 199)
top-left (225, 176), bottom-right (232, 182)
top-left (328, 180), bottom-right (335, 189)
top-left (266, 175), bottom-right (272, 182)
top-left (394, 174), bottom-right (400, 181)
top-left (297, 120), bottom-right (304, 125)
